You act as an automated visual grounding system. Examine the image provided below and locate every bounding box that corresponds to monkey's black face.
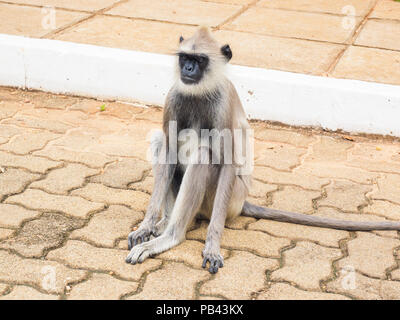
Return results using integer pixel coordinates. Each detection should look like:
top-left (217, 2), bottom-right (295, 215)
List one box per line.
top-left (178, 53), bottom-right (209, 85)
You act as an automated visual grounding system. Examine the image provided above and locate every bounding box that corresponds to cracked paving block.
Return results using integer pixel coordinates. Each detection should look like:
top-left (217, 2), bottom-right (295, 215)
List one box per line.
top-left (365, 200), bottom-right (400, 221)
top-left (271, 241), bottom-right (342, 290)
top-left (128, 262), bottom-right (209, 300)
top-left (295, 162), bottom-right (378, 184)
top-left (0, 250), bottom-right (87, 294)
top-left (5, 189), bottom-right (105, 218)
top-left (254, 140), bottom-right (306, 171)
top-left (305, 136), bottom-right (352, 162)
top-left (0, 151), bottom-right (61, 173)
top-left (253, 126), bottom-right (315, 148)
top-left (0, 228), bottom-right (14, 240)
top-left (30, 163), bottom-right (99, 194)
top-left (3, 114), bottom-right (75, 134)
top-left (0, 168), bottom-right (40, 199)
top-left (34, 146), bottom-right (114, 168)
top-left (201, 251), bottom-right (278, 300)
top-left (71, 183), bottom-right (149, 212)
top-left (47, 240), bottom-right (161, 281)
top-left (370, 174), bottom-right (400, 205)
top-left (71, 205), bottom-right (143, 247)
top-left (253, 166), bottom-right (329, 190)
top-left (326, 271), bottom-right (400, 300)
top-left (67, 273), bottom-right (138, 300)
top-left (158, 240), bottom-right (228, 268)
top-left (319, 180), bottom-right (371, 212)
top-left (270, 186), bottom-right (320, 213)
top-left (0, 213), bottom-right (85, 258)
top-left (0, 286), bottom-right (58, 300)
top-left (258, 283), bottom-right (349, 300)
top-left (187, 222), bottom-right (290, 257)
top-left (248, 219), bottom-right (348, 248)
top-left (90, 158), bottom-right (151, 188)
top-left (0, 131), bottom-right (60, 155)
top-left (337, 232), bottom-right (400, 279)
top-left (248, 179), bottom-right (278, 198)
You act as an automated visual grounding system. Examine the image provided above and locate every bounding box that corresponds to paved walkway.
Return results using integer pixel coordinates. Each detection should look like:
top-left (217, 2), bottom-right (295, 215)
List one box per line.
top-left (1, 87), bottom-right (400, 299)
top-left (0, 0), bottom-right (399, 85)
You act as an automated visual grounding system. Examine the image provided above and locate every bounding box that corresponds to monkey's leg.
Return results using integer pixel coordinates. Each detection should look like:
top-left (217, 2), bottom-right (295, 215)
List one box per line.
top-left (153, 187), bottom-right (175, 237)
top-left (126, 148), bottom-right (212, 264)
top-left (128, 130), bottom-right (176, 249)
top-left (202, 164), bottom-right (235, 273)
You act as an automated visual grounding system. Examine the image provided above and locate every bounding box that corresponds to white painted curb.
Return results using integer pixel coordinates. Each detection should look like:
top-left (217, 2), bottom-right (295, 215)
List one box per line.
top-left (1, 34), bottom-right (399, 136)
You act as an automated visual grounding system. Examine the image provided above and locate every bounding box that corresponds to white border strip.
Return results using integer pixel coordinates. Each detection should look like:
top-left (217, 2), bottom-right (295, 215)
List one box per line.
top-left (1, 34), bottom-right (400, 136)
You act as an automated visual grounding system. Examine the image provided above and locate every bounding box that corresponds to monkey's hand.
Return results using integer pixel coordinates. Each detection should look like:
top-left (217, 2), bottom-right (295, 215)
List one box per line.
top-left (202, 247), bottom-right (224, 274)
top-left (127, 224), bottom-right (155, 250)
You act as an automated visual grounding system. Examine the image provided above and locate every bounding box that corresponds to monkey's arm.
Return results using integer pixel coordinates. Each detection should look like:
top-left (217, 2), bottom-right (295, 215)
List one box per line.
top-left (202, 164), bottom-right (236, 273)
top-left (242, 201), bottom-right (400, 231)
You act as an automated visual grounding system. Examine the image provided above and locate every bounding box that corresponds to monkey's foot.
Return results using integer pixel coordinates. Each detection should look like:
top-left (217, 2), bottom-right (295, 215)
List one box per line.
top-left (126, 235), bottom-right (180, 264)
top-left (125, 244), bottom-right (152, 264)
top-left (127, 226), bottom-right (154, 250)
top-left (202, 250), bottom-right (224, 274)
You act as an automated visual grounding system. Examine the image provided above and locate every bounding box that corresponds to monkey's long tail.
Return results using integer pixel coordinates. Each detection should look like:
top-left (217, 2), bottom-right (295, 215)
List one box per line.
top-left (241, 201), bottom-right (400, 231)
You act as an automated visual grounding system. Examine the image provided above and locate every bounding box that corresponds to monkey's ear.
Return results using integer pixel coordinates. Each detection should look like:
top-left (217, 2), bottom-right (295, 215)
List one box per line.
top-left (179, 36), bottom-right (184, 43)
top-left (221, 44), bottom-right (232, 61)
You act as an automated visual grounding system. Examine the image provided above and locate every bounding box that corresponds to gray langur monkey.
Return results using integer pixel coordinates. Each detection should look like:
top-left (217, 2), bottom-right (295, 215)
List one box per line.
top-left (126, 27), bottom-right (400, 274)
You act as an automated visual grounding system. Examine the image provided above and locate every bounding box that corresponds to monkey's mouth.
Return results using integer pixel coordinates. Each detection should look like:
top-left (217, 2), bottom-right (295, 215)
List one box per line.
top-left (180, 75), bottom-right (200, 85)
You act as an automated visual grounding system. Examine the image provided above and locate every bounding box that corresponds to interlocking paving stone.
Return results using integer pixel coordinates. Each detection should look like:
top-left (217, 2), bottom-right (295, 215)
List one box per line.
top-left (0, 228), bottom-right (14, 240)
top-left (71, 183), bottom-right (149, 212)
top-left (47, 240), bottom-right (161, 281)
top-left (30, 163), bottom-right (99, 194)
top-left (269, 186), bottom-right (320, 213)
top-left (365, 200), bottom-right (400, 221)
top-left (0, 131), bottom-right (60, 155)
top-left (326, 271), bottom-right (400, 300)
top-left (370, 174), bottom-right (400, 205)
top-left (34, 146), bottom-right (115, 168)
top-left (200, 251), bottom-right (278, 299)
top-left (5, 189), bottom-right (105, 218)
top-left (0, 213), bottom-right (85, 258)
top-left (337, 232), bottom-right (400, 279)
top-left (0, 250), bottom-right (87, 294)
top-left (187, 221), bottom-right (290, 257)
top-left (0, 284), bottom-right (8, 295)
top-left (248, 180), bottom-right (278, 198)
top-left (319, 180), bottom-right (372, 212)
top-left (90, 158), bottom-right (151, 188)
top-left (0, 286), bottom-right (59, 300)
top-left (128, 262), bottom-right (209, 300)
top-left (3, 114), bottom-right (75, 134)
top-left (157, 240), bottom-right (228, 268)
top-left (258, 282), bottom-right (349, 300)
top-left (271, 241), bottom-right (342, 290)
top-left (248, 219), bottom-right (348, 248)
top-left (70, 205), bottom-right (143, 247)
top-left (67, 273), bottom-right (138, 300)
top-left (0, 168), bottom-right (40, 199)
